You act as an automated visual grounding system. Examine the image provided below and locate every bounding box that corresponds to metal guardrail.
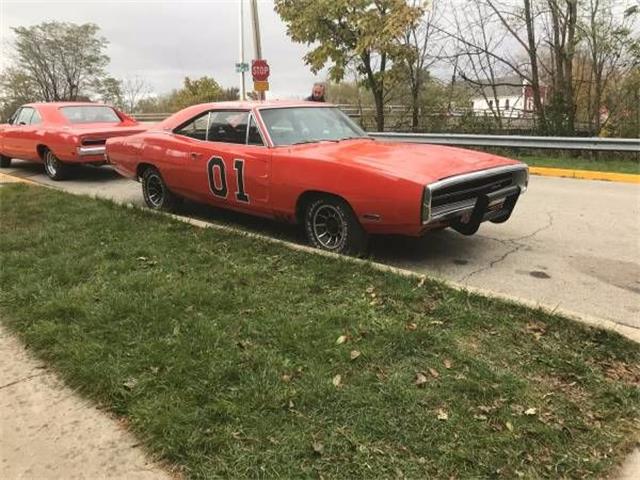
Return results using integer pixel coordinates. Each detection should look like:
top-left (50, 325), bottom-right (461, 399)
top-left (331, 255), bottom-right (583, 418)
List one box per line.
top-left (130, 113), bottom-right (639, 152)
top-left (369, 133), bottom-right (640, 152)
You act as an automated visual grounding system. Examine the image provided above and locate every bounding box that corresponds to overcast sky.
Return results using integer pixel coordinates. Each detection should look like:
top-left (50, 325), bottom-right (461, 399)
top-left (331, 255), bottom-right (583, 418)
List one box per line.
top-left (0, 0), bottom-right (329, 99)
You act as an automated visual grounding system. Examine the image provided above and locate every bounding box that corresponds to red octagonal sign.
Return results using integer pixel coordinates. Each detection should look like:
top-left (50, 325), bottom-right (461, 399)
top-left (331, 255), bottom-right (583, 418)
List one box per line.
top-left (252, 59), bottom-right (270, 82)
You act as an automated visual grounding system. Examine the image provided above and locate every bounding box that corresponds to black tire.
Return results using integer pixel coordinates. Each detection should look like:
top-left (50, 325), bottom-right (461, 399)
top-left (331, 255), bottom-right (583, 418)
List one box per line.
top-left (141, 167), bottom-right (180, 212)
top-left (304, 196), bottom-right (368, 255)
top-left (0, 154), bottom-right (11, 168)
top-left (43, 149), bottom-right (69, 180)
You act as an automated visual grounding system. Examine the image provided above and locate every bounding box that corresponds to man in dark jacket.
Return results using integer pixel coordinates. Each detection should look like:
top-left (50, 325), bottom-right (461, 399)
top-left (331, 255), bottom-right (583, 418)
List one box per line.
top-left (305, 82), bottom-right (326, 102)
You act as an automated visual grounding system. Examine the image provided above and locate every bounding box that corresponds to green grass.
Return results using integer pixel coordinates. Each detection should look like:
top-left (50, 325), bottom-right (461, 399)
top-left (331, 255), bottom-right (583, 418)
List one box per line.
top-left (517, 155), bottom-right (640, 174)
top-left (1, 184), bottom-right (639, 479)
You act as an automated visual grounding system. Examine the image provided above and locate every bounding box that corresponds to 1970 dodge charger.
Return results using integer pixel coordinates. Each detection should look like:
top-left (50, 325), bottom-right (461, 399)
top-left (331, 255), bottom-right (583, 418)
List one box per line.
top-left (106, 101), bottom-right (528, 254)
top-left (0, 102), bottom-right (146, 180)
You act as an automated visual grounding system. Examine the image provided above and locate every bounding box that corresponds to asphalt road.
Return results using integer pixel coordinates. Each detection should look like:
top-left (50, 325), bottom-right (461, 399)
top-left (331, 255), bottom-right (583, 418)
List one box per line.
top-left (3, 159), bottom-right (639, 332)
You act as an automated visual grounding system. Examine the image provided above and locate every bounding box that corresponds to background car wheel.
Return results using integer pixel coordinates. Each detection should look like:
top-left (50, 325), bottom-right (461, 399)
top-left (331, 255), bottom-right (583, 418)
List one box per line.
top-left (43, 149), bottom-right (68, 180)
top-left (304, 196), bottom-right (368, 256)
top-left (141, 167), bottom-right (179, 212)
top-left (0, 154), bottom-right (11, 168)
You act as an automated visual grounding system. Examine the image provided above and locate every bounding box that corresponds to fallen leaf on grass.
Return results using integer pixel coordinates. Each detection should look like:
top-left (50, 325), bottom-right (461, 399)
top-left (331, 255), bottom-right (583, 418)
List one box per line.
top-left (336, 335), bottom-right (347, 345)
top-left (414, 372), bottom-right (428, 387)
top-left (506, 421), bottom-right (514, 432)
top-left (417, 276), bottom-right (426, 288)
top-left (473, 414), bottom-right (488, 421)
top-left (428, 368), bottom-right (440, 378)
top-left (350, 350), bottom-right (361, 360)
top-left (524, 408), bottom-right (537, 416)
top-left (123, 378), bottom-right (138, 390)
top-left (436, 409), bottom-right (449, 421)
top-left (312, 441), bottom-right (324, 455)
top-left (443, 359), bottom-right (453, 369)
top-left (281, 374), bottom-right (292, 383)
top-left (332, 374), bottom-right (342, 387)
top-left (405, 322), bottom-right (417, 331)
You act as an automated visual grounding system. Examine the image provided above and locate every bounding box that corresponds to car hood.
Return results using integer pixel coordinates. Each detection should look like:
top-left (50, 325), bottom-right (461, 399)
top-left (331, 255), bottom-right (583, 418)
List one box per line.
top-left (289, 138), bottom-right (523, 184)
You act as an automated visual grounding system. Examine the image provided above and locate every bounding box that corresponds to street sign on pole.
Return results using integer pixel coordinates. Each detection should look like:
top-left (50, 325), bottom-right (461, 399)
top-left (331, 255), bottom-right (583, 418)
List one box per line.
top-left (253, 80), bottom-right (269, 92)
top-left (235, 62), bottom-right (249, 73)
top-left (251, 59), bottom-right (270, 82)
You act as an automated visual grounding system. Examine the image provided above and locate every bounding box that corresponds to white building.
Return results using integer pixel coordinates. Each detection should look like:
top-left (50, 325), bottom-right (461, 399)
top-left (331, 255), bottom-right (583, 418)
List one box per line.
top-left (471, 76), bottom-right (545, 118)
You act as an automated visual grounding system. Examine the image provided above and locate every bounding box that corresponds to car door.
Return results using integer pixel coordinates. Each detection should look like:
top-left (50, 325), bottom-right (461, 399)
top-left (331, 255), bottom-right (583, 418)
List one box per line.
top-left (1, 108), bottom-right (28, 158)
top-left (3, 107), bottom-right (42, 160)
top-left (170, 110), bottom-right (272, 216)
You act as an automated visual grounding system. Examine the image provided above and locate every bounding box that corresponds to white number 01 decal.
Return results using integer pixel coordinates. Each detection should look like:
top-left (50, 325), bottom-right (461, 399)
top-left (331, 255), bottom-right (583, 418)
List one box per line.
top-left (206, 156), bottom-right (250, 203)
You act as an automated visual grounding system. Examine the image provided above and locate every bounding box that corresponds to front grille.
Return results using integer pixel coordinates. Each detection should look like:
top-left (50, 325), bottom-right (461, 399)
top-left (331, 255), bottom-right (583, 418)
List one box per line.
top-left (431, 172), bottom-right (513, 208)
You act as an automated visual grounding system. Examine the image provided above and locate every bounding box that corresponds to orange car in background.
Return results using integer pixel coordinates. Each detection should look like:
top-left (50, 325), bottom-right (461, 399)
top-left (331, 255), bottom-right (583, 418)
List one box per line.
top-left (106, 101), bottom-right (528, 255)
top-left (0, 102), bottom-right (146, 180)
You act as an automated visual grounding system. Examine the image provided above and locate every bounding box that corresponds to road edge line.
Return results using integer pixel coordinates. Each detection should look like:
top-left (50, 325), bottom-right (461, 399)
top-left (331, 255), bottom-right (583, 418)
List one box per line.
top-left (529, 166), bottom-right (640, 184)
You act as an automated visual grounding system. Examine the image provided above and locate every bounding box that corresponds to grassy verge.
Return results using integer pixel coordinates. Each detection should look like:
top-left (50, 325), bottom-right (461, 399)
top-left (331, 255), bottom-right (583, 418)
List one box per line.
top-left (517, 155), bottom-right (640, 175)
top-left (1, 184), bottom-right (639, 479)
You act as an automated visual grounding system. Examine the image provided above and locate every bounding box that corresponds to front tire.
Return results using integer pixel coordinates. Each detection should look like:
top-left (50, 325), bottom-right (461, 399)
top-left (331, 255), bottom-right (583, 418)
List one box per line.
top-left (43, 149), bottom-right (69, 180)
top-left (141, 167), bottom-right (179, 212)
top-left (304, 196), bottom-right (368, 256)
top-left (0, 154), bottom-right (11, 168)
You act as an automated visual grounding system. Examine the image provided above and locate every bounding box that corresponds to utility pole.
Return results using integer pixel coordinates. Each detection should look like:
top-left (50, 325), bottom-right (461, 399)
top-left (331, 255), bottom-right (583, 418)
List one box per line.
top-left (250, 0), bottom-right (264, 100)
top-left (238, 0), bottom-right (246, 100)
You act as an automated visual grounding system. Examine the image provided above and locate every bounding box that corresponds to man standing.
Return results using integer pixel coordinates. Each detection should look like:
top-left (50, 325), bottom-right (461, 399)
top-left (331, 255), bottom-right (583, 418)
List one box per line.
top-left (305, 82), bottom-right (326, 102)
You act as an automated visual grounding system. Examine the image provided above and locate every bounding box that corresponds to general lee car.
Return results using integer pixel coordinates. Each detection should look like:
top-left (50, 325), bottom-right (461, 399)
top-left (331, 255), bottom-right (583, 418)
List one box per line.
top-left (0, 102), bottom-right (146, 180)
top-left (106, 101), bottom-right (529, 254)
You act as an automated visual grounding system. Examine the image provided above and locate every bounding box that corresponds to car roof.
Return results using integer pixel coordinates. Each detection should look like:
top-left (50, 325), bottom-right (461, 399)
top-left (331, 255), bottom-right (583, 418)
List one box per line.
top-left (23, 102), bottom-right (114, 109)
top-left (189, 100), bottom-right (334, 110)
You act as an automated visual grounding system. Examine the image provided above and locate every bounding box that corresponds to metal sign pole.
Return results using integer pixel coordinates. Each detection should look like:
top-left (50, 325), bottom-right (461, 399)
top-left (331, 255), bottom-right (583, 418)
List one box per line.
top-left (238, 0), bottom-right (246, 100)
top-left (250, 0), bottom-right (264, 100)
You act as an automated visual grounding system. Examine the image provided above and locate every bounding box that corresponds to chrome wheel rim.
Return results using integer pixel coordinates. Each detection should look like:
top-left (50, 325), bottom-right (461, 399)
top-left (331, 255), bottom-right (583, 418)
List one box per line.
top-left (45, 151), bottom-right (58, 176)
top-left (312, 205), bottom-right (345, 250)
top-left (146, 174), bottom-right (164, 208)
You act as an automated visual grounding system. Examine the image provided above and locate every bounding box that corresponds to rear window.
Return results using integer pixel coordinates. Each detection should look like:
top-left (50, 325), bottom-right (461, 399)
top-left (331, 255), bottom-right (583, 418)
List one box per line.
top-left (60, 106), bottom-right (121, 124)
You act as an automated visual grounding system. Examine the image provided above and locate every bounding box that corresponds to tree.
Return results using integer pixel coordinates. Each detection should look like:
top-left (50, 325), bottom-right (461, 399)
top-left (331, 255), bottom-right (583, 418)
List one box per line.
top-left (578, 0), bottom-right (639, 134)
top-left (401, 0), bottom-right (445, 131)
top-left (8, 22), bottom-right (109, 101)
top-left (95, 77), bottom-right (124, 109)
top-left (275, 0), bottom-right (424, 131)
top-left (121, 77), bottom-right (152, 112)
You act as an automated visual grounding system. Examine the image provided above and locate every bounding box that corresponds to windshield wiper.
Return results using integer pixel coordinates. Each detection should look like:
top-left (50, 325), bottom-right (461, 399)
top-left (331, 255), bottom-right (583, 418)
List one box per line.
top-left (337, 136), bottom-right (371, 141)
top-left (291, 139), bottom-right (340, 145)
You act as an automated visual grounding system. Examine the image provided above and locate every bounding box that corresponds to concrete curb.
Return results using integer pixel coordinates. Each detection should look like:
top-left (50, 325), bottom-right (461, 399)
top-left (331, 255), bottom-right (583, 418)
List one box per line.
top-left (529, 166), bottom-right (640, 184)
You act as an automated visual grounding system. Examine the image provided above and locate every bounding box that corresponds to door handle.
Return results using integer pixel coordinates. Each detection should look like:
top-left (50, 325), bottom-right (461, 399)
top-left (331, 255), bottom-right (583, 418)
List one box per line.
top-left (190, 152), bottom-right (202, 160)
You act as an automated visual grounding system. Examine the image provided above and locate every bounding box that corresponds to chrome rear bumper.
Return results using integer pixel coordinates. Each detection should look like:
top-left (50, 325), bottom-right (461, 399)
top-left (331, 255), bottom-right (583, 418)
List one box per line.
top-left (77, 145), bottom-right (106, 157)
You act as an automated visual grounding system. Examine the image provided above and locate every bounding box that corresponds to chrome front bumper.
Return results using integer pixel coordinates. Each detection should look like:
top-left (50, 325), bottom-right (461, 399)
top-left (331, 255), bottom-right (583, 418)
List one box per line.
top-left (422, 164), bottom-right (529, 226)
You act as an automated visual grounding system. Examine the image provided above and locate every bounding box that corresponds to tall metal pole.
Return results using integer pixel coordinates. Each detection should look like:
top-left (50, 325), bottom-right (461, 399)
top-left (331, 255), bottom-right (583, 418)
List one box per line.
top-left (250, 0), bottom-right (264, 100)
top-left (238, 0), bottom-right (246, 100)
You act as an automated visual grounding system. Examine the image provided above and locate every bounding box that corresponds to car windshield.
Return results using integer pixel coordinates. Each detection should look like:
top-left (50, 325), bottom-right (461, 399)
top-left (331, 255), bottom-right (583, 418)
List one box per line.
top-left (259, 107), bottom-right (367, 146)
top-left (60, 106), bottom-right (121, 124)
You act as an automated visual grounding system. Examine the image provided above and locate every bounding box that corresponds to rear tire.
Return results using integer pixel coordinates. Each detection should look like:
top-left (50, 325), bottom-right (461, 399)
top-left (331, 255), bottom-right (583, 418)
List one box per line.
top-left (0, 154), bottom-right (11, 168)
top-left (43, 149), bottom-right (69, 180)
top-left (304, 196), bottom-right (368, 256)
top-left (141, 167), bottom-right (179, 212)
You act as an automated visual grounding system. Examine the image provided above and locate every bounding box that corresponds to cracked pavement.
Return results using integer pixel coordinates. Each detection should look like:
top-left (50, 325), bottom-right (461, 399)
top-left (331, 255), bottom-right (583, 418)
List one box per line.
top-left (2, 160), bottom-right (639, 332)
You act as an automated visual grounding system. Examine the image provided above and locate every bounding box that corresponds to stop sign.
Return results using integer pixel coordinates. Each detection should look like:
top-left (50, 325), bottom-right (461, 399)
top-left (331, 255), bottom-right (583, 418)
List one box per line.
top-left (252, 60), bottom-right (270, 81)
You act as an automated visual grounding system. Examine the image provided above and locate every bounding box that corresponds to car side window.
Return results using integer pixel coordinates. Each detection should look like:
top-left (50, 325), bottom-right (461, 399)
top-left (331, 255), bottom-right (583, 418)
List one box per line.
top-left (8, 109), bottom-right (21, 125)
top-left (174, 113), bottom-right (210, 141)
top-left (30, 109), bottom-right (42, 124)
top-left (16, 107), bottom-right (35, 125)
top-left (247, 115), bottom-right (264, 146)
top-left (207, 111), bottom-right (249, 145)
